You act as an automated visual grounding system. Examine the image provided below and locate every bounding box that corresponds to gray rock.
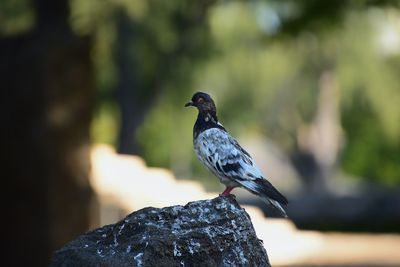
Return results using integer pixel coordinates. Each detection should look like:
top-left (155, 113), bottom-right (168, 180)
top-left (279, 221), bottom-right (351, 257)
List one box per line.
top-left (50, 196), bottom-right (270, 267)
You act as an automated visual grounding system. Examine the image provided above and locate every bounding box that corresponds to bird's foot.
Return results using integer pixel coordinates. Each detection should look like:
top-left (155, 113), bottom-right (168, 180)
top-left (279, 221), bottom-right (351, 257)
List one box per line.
top-left (219, 186), bottom-right (235, 197)
top-left (219, 193), bottom-right (236, 198)
top-left (219, 193), bottom-right (236, 200)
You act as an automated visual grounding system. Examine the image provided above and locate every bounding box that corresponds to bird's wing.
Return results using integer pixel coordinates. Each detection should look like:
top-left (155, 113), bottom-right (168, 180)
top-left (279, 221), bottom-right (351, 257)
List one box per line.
top-left (197, 128), bottom-right (288, 206)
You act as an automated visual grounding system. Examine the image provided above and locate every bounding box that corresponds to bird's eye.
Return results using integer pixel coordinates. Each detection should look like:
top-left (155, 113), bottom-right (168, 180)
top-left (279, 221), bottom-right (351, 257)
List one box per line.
top-left (198, 97), bottom-right (204, 103)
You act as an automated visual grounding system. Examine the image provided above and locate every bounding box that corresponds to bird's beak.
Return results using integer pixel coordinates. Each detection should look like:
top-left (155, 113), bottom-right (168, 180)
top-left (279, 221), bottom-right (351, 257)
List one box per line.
top-left (184, 101), bottom-right (193, 107)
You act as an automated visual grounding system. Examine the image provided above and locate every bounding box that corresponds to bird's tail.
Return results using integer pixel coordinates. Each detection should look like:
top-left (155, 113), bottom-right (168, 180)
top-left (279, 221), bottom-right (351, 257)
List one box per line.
top-left (261, 198), bottom-right (288, 218)
top-left (237, 178), bottom-right (288, 218)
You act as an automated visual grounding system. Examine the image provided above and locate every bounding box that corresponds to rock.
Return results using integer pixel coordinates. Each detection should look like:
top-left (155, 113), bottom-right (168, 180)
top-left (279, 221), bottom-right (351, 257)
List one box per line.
top-left (50, 196), bottom-right (270, 267)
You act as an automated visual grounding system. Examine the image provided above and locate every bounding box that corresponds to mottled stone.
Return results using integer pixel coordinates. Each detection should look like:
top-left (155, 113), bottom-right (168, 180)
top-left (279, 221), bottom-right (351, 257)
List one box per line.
top-left (50, 196), bottom-right (270, 267)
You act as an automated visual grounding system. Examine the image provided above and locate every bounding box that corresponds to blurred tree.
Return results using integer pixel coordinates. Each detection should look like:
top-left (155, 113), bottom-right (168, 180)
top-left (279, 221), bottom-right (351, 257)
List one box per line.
top-left (261, 0), bottom-right (400, 191)
top-left (0, 0), bottom-right (96, 266)
top-left (114, 0), bottom-right (216, 155)
top-left (71, 0), bottom-right (400, 190)
top-left (67, 0), bottom-right (218, 184)
top-left (135, 1), bottom-right (400, 190)
top-left (70, 0), bottom-right (216, 155)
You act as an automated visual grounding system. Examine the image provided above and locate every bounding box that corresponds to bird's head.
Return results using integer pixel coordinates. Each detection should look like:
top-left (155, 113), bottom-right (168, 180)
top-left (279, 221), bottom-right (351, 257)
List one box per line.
top-left (185, 92), bottom-right (216, 113)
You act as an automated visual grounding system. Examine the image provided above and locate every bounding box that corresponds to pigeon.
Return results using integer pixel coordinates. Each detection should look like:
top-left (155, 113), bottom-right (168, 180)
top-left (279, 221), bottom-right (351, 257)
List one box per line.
top-left (185, 92), bottom-right (288, 217)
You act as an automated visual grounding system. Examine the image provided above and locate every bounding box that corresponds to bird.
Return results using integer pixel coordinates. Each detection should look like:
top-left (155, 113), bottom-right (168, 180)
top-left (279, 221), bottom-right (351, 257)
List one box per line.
top-left (185, 92), bottom-right (288, 217)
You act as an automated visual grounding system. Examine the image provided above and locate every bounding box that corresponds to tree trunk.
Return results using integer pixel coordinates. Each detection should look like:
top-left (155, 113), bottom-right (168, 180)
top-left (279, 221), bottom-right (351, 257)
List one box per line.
top-left (0, 1), bottom-right (97, 266)
top-left (114, 11), bottom-right (159, 155)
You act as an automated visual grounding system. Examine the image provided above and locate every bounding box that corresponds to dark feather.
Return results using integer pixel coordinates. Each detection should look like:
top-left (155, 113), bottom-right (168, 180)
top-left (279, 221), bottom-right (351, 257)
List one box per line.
top-left (193, 112), bottom-right (225, 139)
top-left (221, 162), bottom-right (241, 173)
top-left (255, 179), bottom-right (288, 205)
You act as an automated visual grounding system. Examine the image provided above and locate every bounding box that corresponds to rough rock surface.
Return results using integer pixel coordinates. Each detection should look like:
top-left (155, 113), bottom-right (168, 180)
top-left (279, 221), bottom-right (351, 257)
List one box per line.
top-left (50, 196), bottom-right (270, 267)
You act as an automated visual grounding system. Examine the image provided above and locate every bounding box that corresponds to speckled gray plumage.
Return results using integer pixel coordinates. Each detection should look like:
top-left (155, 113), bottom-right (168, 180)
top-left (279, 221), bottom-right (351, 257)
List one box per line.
top-left (188, 92), bottom-right (288, 217)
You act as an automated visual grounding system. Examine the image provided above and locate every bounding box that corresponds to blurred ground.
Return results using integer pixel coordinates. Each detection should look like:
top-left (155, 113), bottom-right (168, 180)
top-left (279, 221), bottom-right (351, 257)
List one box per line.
top-left (90, 145), bottom-right (400, 267)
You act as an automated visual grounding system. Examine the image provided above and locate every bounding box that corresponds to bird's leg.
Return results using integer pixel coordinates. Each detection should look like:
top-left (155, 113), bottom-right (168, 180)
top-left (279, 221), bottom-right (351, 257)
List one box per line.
top-left (219, 186), bottom-right (234, 197)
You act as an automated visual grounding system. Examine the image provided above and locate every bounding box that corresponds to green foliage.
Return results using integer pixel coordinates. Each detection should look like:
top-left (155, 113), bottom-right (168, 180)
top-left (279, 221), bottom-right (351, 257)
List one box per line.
top-left (338, 9), bottom-right (400, 143)
top-left (342, 94), bottom-right (400, 185)
top-left (91, 102), bottom-right (120, 146)
top-left (106, 1), bottom-right (400, 186)
top-left (4, 0), bottom-right (399, 186)
top-left (138, 2), bottom-right (400, 186)
top-left (336, 10), bottom-right (400, 185)
top-left (0, 0), bottom-right (34, 36)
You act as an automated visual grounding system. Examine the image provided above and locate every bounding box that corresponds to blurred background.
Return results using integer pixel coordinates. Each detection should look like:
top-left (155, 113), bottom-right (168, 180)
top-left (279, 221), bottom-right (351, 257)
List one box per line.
top-left (2, 0), bottom-right (400, 266)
